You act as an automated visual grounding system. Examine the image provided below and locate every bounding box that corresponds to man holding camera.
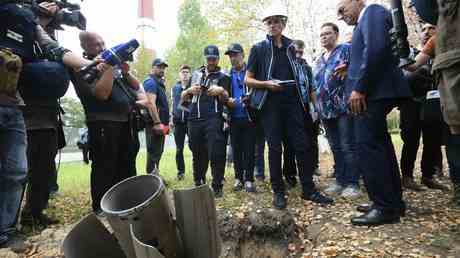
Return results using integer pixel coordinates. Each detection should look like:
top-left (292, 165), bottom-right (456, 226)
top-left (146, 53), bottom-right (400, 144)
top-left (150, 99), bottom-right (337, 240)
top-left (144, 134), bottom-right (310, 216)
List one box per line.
top-left (245, 12), bottom-right (333, 209)
top-left (171, 65), bottom-right (191, 180)
top-left (225, 43), bottom-right (257, 193)
top-left (72, 32), bottom-right (147, 214)
top-left (0, 1), bottom-right (92, 247)
top-left (181, 45), bottom-right (231, 198)
top-left (144, 58), bottom-right (170, 175)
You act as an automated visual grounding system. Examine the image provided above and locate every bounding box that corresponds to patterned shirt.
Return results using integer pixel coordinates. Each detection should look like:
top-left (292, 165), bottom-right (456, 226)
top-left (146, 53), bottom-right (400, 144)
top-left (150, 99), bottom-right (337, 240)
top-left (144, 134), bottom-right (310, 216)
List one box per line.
top-left (313, 43), bottom-right (351, 120)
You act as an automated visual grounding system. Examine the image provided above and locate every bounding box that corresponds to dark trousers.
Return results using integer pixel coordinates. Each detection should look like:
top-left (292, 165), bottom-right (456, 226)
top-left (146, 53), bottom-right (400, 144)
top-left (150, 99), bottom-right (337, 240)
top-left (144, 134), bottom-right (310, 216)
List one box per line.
top-left (49, 162), bottom-right (58, 193)
top-left (254, 121), bottom-right (266, 178)
top-left (88, 121), bottom-right (138, 212)
top-left (230, 118), bottom-right (256, 182)
top-left (25, 129), bottom-right (57, 217)
top-left (400, 100), bottom-right (443, 179)
top-left (260, 88), bottom-right (315, 194)
top-left (283, 119), bottom-right (320, 179)
top-left (145, 125), bottom-right (165, 174)
top-left (188, 117), bottom-right (227, 190)
top-left (355, 100), bottom-right (405, 212)
top-left (174, 121), bottom-right (188, 175)
top-left (447, 132), bottom-right (460, 185)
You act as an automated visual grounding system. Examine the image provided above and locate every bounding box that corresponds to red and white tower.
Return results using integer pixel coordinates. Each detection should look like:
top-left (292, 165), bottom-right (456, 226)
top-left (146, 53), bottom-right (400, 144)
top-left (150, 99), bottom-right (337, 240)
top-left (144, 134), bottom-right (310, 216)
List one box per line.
top-left (137, 0), bottom-right (156, 54)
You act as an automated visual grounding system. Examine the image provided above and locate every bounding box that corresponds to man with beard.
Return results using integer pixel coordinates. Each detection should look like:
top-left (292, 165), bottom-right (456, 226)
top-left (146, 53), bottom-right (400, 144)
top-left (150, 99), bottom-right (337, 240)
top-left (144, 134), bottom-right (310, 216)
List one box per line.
top-left (144, 58), bottom-right (170, 174)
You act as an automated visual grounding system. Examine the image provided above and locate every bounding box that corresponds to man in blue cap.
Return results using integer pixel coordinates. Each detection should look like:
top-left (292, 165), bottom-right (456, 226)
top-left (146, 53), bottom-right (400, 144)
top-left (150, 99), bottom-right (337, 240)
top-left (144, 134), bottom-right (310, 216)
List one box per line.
top-left (225, 43), bottom-right (257, 193)
top-left (181, 45), bottom-right (231, 198)
top-left (144, 58), bottom-right (170, 175)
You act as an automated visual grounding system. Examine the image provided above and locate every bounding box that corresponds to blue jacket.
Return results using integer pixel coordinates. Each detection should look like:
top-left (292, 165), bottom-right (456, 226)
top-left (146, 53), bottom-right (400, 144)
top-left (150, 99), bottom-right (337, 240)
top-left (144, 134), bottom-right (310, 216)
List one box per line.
top-left (171, 81), bottom-right (189, 123)
top-left (347, 4), bottom-right (412, 101)
top-left (247, 35), bottom-right (311, 111)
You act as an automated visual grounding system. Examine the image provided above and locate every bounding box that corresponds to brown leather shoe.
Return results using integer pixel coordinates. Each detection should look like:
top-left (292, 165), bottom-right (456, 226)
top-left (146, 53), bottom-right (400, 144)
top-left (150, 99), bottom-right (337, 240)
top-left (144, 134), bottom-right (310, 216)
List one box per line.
top-left (421, 177), bottom-right (449, 191)
top-left (402, 177), bottom-right (424, 191)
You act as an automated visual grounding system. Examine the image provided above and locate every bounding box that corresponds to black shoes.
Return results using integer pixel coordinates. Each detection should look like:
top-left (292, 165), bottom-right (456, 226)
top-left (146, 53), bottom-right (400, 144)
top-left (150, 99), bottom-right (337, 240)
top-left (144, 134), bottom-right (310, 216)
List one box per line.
top-left (273, 192), bottom-right (287, 210)
top-left (421, 177), bottom-right (449, 191)
top-left (302, 191), bottom-right (334, 205)
top-left (285, 176), bottom-right (298, 189)
top-left (0, 230), bottom-right (26, 250)
top-left (213, 188), bottom-right (223, 198)
top-left (351, 208), bottom-right (400, 226)
top-left (357, 203), bottom-right (406, 217)
top-left (21, 212), bottom-right (59, 227)
top-left (402, 177), bottom-right (424, 191)
top-left (356, 204), bottom-right (372, 213)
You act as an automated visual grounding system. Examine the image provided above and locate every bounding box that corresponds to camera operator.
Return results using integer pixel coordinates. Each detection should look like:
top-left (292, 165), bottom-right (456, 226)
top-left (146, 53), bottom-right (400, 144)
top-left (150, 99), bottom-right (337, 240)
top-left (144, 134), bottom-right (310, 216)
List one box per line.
top-left (72, 32), bottom-right (148, 215)
top-left (19, 0), bottom-right (81, 228)
top-left (181, 45), bottom-right (231, 198)
top-left (0, 1), bottom-right (92, 248)
top-left (410, 0), bottom-right (460, 207)
top-left (399, 23), bottom-right (448, 192)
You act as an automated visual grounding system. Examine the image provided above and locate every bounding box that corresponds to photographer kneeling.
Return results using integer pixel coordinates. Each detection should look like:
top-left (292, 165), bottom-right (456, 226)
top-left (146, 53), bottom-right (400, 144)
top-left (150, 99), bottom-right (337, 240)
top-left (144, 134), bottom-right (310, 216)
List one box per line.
top-left (72, 32), bottom-right (149, 215)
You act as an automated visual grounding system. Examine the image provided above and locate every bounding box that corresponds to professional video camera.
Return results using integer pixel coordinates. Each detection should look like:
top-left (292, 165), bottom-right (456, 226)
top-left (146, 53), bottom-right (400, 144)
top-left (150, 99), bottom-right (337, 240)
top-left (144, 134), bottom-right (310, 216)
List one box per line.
top-left (0, 0), bottom-right (86, 30)
top-left (389, 0), bottom-right (414, 68)
top-left (34, 0), bottom-right (86, 30)
top-left (78, 39), bottom-right (140, 83)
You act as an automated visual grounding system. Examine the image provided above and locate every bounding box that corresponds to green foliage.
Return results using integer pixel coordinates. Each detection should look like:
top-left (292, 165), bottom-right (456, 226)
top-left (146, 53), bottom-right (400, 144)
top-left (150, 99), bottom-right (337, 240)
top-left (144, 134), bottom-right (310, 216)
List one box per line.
top-left (60, 97), bottom-right (85, 128)
top-left (132, 43), bottom-right (155, 83)
top-left (164, 0), bottom-right (217, 86)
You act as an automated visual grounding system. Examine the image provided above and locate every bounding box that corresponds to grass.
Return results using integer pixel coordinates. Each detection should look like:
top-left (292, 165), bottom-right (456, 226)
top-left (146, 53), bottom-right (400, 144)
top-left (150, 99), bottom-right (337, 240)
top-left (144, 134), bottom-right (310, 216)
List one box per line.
top-left (45, 133), bottom-right (403, 226)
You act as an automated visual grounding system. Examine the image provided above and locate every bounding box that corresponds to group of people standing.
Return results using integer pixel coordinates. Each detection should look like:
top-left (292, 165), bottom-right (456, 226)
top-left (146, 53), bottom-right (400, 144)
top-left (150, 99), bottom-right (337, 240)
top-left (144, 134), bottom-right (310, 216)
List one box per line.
top-left (150, 0), bottom-right (460, 228)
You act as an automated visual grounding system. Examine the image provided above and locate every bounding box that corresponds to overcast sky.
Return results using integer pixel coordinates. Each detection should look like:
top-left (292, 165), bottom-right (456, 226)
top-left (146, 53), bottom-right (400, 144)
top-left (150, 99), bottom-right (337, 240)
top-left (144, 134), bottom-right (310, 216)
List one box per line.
top-left (58, 0), bottom-right (181, 97)
top-left (59, 0), bottom-right (180, 57)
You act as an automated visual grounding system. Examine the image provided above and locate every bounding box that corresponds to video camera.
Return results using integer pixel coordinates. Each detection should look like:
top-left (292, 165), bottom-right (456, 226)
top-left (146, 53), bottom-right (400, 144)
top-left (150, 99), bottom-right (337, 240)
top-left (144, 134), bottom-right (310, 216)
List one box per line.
top-left (389, 0), bottom-right (414, 68)
top-left (78, 39), bottom-right (140, 83)
top-left (0, 0), bottom-right (86, 30)
top-left (34, 0), bottom-right (86, 30)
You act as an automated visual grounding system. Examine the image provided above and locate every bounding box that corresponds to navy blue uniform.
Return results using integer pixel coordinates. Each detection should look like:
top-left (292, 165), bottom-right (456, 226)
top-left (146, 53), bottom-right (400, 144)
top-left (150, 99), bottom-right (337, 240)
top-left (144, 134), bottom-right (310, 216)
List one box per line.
top-left (187, 67), bottom-right (230, 190)
top-left (171, 82), bottom-right (189, 176)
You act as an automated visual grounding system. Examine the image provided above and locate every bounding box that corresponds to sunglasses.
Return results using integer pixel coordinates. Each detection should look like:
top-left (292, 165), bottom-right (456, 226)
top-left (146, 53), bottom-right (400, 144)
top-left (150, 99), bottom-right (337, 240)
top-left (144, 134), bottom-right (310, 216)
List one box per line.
top-left (206, 57), bottom-right (218, 61)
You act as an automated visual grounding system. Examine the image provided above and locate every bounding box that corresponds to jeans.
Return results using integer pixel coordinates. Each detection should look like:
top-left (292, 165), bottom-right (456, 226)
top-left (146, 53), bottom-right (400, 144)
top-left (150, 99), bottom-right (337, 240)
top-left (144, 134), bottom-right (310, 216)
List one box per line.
top-left (260, 87), bottom-right (315, 194)
top-left (145, 125), bottom-right (166, 174)
top-left (174, 121), bottom-right (187, 175)
top-left (254, 121), bottom-right (266, 179)
top-left (230, 118), bottom-right (256, 182)
top-left (0, 106), bottom-right (28, 235)
top-left (447, 132), bottom-right (460, 185)
top-left (323, 115), bottom-right (359, 187)
top-left (87, 121), bottom-right (138, 212)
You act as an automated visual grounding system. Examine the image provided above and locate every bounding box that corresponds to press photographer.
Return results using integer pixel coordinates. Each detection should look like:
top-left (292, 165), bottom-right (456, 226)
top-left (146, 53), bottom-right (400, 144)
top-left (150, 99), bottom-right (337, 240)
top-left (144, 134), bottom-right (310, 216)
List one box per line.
top-left (18, 0), bottom-right (88, 229)
top-left (0, 0), bottom-right (92, 248)
top-left (71, 32), bottom-right (150, 215)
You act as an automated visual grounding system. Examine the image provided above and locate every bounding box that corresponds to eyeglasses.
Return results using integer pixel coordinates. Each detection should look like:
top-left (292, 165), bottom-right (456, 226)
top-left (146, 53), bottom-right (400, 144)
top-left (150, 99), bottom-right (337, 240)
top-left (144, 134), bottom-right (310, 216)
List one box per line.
top-left (265, 19), bottom-right (282, 26)
top-left (337, 7), bottom-right (346, 16)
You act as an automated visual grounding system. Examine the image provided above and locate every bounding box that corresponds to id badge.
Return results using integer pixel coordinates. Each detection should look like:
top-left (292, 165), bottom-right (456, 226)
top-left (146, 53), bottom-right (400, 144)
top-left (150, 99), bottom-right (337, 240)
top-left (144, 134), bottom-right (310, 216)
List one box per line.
top-left (426, 90), bottom-right (440, 100)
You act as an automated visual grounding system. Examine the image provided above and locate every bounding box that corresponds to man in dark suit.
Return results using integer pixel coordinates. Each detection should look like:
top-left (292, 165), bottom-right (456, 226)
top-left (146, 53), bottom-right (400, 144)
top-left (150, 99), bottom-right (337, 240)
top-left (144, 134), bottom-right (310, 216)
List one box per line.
top-left (337, 0), bottom-right (412, 226)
